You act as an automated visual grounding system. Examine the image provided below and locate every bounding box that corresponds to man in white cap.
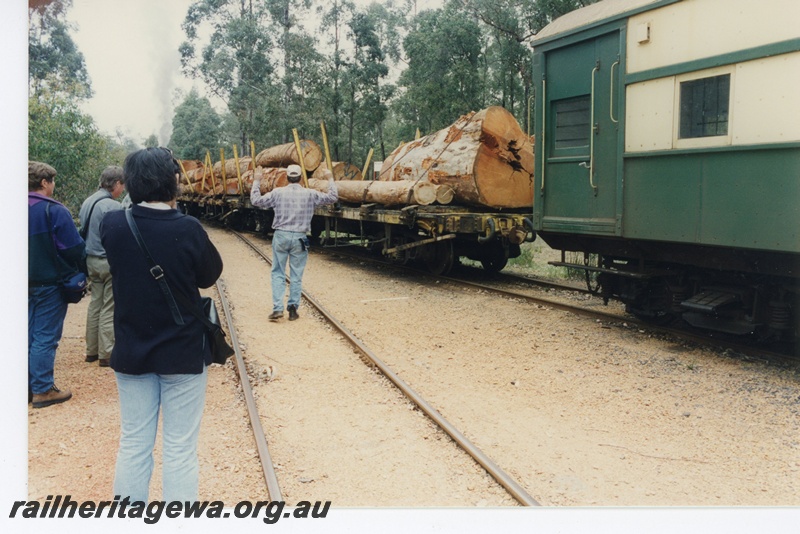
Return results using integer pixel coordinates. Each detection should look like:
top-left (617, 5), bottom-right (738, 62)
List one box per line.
top-left (250, 164), bottom-right (338, 321)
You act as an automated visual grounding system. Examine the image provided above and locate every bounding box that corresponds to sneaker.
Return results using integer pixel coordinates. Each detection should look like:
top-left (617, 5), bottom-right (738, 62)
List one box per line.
top-left (98, 359), bottom-right (110, 367)
top-left (32, 386), bottom-right (72, 409)
top-left (268, 311), bottom-right (283, 321)
top-left (287, 305), bottom-right (299, 321)
top-left (85, 355), bottom-right (99, 363)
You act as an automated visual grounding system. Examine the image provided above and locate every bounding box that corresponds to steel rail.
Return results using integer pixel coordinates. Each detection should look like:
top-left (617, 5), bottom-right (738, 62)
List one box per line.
top-left (230, 230), bottom-right (540, 507)
top-left (440, 275), bottom-right (795, 365)
top-left (215, 278), bottom-right (283, 501)
top-left (313, 243), bottom-right (796, 365)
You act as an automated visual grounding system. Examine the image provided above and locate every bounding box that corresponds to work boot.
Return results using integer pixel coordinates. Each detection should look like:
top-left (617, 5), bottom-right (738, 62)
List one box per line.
top-left (287, 305), bottom-right (299, 321)
top-left (32, 385), bottom-right (72, 409)
top-left (85, 355), bottom-right (98, 363)
top-left (99, 358), bottom-right (110, 367)
top-left (268, 310), bottom-right (283, 321)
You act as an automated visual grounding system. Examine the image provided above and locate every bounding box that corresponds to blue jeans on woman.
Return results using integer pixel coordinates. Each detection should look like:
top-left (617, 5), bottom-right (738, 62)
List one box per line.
top-left (113, 367), bottom-right (208, 502)
top-left (271, 230), bottom-right (309, 313)
top-left (28, 285), bottom-right (68, 394)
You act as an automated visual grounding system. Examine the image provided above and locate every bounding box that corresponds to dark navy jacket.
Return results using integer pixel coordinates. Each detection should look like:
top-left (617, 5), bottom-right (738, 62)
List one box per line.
top-left (101, 205), bottom-right (223, 375)
top-left (28, 193), bottom-right (86, 286)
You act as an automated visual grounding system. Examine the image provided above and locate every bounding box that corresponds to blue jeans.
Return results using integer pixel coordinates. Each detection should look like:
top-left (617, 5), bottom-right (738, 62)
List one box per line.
top-left (271, 230), bottom-right (308, 312)
top-left (113, 367), bottom-right (208, 502)
top-left (28, 285), bottom-right (68, 395)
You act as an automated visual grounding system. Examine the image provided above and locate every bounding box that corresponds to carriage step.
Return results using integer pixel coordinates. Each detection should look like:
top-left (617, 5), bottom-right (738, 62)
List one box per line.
top-left (681, 291), bottom-right (739, 313)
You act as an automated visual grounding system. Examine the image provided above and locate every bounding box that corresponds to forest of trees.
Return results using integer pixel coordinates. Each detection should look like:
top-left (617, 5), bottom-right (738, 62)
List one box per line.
top-left (29, 0), bottom-right (135, 212)
top-left (28, 0), bottom-right (596, 211)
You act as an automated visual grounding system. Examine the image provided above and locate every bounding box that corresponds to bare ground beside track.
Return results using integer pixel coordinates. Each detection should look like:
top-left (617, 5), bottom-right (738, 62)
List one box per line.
top-left (28, 226), bottom-right (800, 506)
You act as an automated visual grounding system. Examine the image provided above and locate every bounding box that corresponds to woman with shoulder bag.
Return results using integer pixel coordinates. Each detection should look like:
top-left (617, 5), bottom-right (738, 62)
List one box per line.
top-left (101, 147), bottom-right (223, 502)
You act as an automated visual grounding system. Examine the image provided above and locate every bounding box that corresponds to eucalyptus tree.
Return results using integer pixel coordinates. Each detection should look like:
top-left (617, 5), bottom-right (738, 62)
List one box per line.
top-left (180, 0), bottom-right (275, 154)
top-left (394, 5), bottom-right (484, 136)
top-left (281, 31), bottom-right (329, 141)
top-left (316, 0), bottom-right (356, 161)
top-left (28, 0), bottom-right (121, 213)
top-left (169, 89), bottom-right (223, 160)
top-left (457, 0), bottom-right (599, 131)
top-left (143, 134), bottom-right (159, 148)
top-left (29, 89), bottom-right (114, 214)
top-left (345, 7), bottom-right (400, 163)
top-left (29, 0), bottom-right (92, 100)
top-left (261, 0), bottom-right (319, 143)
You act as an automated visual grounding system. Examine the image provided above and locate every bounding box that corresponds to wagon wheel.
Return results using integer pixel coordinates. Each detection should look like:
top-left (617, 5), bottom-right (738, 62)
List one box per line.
top-left (584, 252), bottom-right (601, 294)
top-left (424, 240), bottom-right (455, 276)
top-left (480, 252), bottom-right (508, 273)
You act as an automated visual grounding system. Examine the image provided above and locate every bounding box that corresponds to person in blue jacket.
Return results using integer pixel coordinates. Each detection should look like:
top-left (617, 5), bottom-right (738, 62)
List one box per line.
top-left (28, 161), bottom-right (86, 408)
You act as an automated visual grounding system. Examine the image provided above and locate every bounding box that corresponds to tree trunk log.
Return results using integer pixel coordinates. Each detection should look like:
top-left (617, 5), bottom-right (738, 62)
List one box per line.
top-left (378, 106), bottom-right (534, 209)
top-left (212, 157), bottom-right (253, 182)
top-left (312, 161), bottom-right (363, 181)
top-left (307, 178), bottom-right (439, 206)
top-left (255, 140), bottom-right (322, 172)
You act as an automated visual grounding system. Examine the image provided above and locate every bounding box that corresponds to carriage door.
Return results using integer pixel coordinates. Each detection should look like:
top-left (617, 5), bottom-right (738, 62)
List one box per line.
top-left (538, 31), bottom-right (622, 236)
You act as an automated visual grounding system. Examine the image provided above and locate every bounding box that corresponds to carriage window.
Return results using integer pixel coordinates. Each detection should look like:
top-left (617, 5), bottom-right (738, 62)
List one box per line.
top-left (679, 74), bottom-right (730, 138)
top-left (554, 96), bottom-right (591, 149)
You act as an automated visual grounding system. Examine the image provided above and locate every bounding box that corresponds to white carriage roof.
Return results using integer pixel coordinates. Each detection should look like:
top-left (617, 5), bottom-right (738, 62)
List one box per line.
top-left (532, 0), bottom-right (668, 43)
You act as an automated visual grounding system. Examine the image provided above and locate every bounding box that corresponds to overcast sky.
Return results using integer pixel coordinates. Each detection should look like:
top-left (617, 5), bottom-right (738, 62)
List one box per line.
top-left (67, 0), bottom-right (196, 145)
top-left (65, 0), bottom-right (445, 147)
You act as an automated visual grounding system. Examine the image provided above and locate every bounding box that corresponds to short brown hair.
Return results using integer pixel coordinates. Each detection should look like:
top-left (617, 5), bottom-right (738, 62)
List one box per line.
top-left (99, 165), bottom-right (124, 191)
top-left (29, 161), bottom-right (57, 192)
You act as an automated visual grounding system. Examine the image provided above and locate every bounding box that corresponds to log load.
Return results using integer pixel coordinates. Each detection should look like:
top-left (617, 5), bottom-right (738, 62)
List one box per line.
top-left (307, 177), bottom-right (440, 206)
top-left (378, 106), bottom-right (534, 209)
top-left (212, 157), bottom-right (254, 182)
top-left (178, 164), bottom-right (213, 195)
top-left (245, 167), bottom-right (290, 194)
top-left (204, 167), bottom-right (291, 196)
top-left (178, 160), bottom-right (204, 172)
top-left (312, 161), bottom-right (363, 181)
top-left (255, 140), bottom-right (322, 172)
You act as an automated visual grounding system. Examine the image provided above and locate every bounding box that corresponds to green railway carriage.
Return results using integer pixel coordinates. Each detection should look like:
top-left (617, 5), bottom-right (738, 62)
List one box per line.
top-left (530, 0), bottom-right (800, 338)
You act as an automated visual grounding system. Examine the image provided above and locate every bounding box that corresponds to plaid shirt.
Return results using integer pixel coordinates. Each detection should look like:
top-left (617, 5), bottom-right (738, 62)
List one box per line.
top-left (251, 179), bottom-right (338, 233)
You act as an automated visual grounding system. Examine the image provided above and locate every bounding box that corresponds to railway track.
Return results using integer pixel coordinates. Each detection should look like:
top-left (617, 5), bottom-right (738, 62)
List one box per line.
top-left (214, 230), bottom-right (540, 506)
top-left (311, 239), bottom-right (797, 366)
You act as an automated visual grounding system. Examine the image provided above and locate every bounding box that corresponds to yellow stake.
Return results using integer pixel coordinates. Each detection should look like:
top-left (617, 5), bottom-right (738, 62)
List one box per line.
top-left (233, 144), bottom-right (245, 196)
top-left (320, 121), bottom-right (333, 171)
top-left (291, 129), bottom-right (309, 187)
top-left (415, 128), bottom-right (421, 140)
top-left (204, 151), bottom-right (214, 195)
top-left (217, 148), bottom-right (226, 198)
top-left (177, 159), bottom-right (191, 188)
top-left (362, 148), bottom-right (374, 181)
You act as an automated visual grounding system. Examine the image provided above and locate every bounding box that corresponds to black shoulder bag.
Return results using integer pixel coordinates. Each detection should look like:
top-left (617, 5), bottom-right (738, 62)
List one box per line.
top-left (124, 209), bottom-right (234, 364)
top-left (45, 202), bottom-right (87, 304)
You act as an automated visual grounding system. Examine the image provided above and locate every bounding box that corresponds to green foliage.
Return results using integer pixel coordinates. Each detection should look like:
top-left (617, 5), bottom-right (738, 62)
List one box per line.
top-left (28, 1), bottom-right (92, 100)
top-left (144, 134), bottom-right (159, 148)
top-left (172, 0), bottom-right (597, 170)
top-left (393, 7), bottom-right (484, 135)
top-left (28, 1), bottom-right (131, 216)
top-left (181, 0), bottom-right (276, 148)
top-left (342, 10), bottom-right (394, 163)
top-left (28, 92), bottom-right (122, 215)
top-left (169, 89), bottom-right (223, 160)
